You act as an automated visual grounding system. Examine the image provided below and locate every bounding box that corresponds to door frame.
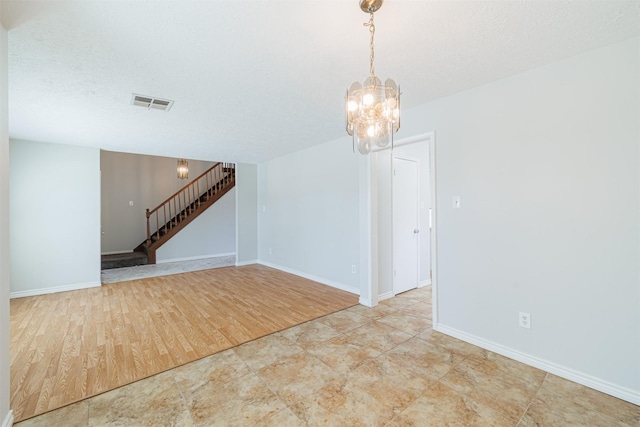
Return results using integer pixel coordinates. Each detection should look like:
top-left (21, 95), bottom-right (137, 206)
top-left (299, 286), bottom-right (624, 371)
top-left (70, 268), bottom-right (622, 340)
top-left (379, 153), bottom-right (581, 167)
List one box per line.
top-left (392, 156), bottom-right (420, 295)
top-left (360, 131), bottom-right (438, 325)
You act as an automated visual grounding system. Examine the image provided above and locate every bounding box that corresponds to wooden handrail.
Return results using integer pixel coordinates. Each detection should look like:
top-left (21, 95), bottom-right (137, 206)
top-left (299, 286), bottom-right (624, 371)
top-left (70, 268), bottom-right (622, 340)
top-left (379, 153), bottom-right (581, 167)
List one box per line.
top-left (145, 162), bottom-right (236, 255)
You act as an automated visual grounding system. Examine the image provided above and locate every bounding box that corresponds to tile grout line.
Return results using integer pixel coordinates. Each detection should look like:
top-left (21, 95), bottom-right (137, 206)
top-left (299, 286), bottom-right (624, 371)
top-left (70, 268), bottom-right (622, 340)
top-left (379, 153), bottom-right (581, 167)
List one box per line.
top-left (515, 371), bottom-right (548, 426)
top-left (235, 345), bottom-right (310, 426)
top-left (171, 372), bottom-right (197, 427)
top-left (85, 398), bottom-right (90, 427)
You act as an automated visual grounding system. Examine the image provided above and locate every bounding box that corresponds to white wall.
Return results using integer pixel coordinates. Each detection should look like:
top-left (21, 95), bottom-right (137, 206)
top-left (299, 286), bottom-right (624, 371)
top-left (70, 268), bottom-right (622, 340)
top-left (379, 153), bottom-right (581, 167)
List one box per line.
top-left (396, 37), bottom-right (639, 401)
top-left (257, 138), bottom-right (360, 294)
top-left (236, 163), bottom-right (258, 264)
top-left (10, 140), bottom-right (101, 297)
top-left (0, 14), bottom-right (11, 427)
top-left (100, 151), bottom-right (215, 253)
top-left (156, 188), bottom-right (236, 262)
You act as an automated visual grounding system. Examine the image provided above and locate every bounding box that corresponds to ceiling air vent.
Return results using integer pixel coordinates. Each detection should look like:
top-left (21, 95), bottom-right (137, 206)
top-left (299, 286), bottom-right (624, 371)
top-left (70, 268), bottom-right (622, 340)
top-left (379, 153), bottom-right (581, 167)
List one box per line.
top-left (131, 94), bottom-right (174, 111)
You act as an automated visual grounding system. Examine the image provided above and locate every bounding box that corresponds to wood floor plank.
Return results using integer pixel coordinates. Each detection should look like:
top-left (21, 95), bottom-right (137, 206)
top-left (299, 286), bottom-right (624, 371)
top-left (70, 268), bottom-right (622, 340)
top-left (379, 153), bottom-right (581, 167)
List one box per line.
top-left (10, 264), bottom-right (358, 422)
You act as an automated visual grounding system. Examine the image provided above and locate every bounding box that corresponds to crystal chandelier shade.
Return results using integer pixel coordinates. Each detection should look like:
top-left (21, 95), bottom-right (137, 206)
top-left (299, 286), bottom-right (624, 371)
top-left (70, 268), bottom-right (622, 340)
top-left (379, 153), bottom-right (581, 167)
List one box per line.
top-left (177, 158), bottom-right (189, 179)
top-left (346, 0), bottom-right (400, 155)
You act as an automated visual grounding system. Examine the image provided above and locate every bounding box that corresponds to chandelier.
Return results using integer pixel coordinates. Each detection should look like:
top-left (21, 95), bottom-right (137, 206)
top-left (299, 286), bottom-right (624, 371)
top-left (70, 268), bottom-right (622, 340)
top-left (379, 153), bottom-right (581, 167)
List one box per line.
top-left (346, 0), bottom-right (400, 154)
top-left (177, 158), bottom-right (189, 179)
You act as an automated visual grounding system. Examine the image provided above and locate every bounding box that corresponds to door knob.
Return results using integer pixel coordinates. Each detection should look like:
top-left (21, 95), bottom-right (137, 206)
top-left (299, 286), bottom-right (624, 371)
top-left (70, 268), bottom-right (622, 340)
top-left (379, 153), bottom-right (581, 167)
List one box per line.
top-left (413, 229), bottom-right (420, 234)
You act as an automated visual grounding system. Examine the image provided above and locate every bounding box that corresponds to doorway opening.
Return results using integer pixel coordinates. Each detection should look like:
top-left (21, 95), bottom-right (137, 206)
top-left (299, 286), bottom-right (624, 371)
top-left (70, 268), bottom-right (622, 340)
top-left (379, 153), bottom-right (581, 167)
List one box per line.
top-left (368, 132), bottom-right (438, 323)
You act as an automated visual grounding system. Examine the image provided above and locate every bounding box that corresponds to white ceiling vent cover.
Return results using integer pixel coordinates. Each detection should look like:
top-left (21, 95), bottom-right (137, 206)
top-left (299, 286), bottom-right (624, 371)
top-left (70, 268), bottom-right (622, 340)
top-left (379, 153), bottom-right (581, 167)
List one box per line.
top-left (131, 94), bottom-right (174, 111)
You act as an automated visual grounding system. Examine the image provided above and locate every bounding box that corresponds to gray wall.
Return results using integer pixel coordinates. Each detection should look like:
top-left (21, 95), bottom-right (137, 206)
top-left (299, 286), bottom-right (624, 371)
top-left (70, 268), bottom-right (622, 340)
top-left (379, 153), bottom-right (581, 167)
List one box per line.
top-left (257, 139), bottom-right (360, 294)
top-left (100, 151), bottom-right (216, 253)
top-left (399, 37), bottom-right (639, 398)
top-left (0, 15), bottom-right (10, 426)
top-left (236, 163), bottom-right (258, 264)
top-left (10, 140), bottom-right (101, 296)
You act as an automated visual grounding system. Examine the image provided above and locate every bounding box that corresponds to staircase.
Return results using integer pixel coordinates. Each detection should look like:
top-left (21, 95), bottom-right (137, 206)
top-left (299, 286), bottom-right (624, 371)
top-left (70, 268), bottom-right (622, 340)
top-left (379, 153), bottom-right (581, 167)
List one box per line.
top-left (101, 162), bottom-right (235, 270)
top-left (139, 162), bottom-right (235, 264)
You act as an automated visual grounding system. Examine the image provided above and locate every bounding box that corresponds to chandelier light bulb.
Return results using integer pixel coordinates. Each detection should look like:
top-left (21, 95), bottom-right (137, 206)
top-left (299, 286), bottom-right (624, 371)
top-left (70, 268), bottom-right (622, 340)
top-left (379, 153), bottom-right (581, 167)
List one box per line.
top-left (367, 125), bottom-right (375, 137)
top-left (358, 138), bottom-right (372, 155)
top-left (362, 94), bottom-right (374, 106)
top-left (348, 101), bottom-right (359, 111)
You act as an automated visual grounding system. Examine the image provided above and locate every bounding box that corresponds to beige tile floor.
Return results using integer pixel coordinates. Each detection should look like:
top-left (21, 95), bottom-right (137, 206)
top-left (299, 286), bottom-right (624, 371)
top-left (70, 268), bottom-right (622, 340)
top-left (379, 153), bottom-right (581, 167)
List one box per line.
top-left (15, 286), bottom-right (640, 426)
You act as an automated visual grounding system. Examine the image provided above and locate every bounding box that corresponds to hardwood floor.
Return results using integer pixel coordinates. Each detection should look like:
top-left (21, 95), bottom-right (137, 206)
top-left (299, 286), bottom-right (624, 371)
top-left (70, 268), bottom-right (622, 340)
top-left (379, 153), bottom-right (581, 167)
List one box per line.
top-left (9, 264), bottom-right (358, 423)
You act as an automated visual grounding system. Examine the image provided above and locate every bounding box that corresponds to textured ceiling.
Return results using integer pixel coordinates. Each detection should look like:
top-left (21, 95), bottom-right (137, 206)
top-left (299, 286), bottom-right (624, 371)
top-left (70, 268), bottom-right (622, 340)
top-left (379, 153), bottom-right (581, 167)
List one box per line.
top-left (2, 1), bottom-right (639, 163)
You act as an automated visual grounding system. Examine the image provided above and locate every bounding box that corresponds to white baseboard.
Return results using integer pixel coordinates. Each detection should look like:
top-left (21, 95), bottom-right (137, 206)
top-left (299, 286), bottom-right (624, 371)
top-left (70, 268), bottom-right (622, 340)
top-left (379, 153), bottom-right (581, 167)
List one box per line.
top-left (435, 324), bottom-right (640, 406)
top-left (378, 291), bottom-right (393, 301)
top-left (359, 296), bottom-right (374, 307)
top-left (419, 280), bottom-right (431, 288)
top-left (258, 260), bottom-right (359, 296)
top-left (10, 281), bottom-right (101, 299)
top-left (1, 410), bottom-right (13, 427)
top-left (156, 252), bottom-right (236, 264)
top-left (235, 259), bottom-right (258, 267)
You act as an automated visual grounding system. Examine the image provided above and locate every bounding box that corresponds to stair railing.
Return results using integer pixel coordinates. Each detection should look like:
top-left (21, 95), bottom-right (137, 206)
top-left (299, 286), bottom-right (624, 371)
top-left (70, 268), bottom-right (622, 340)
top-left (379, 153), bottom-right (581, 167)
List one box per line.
top-left (145, 162), bottom-right (235, 249)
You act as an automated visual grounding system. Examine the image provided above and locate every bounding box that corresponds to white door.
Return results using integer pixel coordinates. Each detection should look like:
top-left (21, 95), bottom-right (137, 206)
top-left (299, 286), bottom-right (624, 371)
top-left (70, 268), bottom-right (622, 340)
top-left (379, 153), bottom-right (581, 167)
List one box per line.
top-left (393, 157), bottom-right (419, 295)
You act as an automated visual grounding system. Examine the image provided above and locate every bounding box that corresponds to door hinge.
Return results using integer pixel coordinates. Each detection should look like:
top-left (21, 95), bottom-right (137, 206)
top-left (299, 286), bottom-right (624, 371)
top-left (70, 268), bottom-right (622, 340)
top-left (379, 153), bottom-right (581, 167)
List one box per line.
top-left (430, 270), bottom-right (432, 280)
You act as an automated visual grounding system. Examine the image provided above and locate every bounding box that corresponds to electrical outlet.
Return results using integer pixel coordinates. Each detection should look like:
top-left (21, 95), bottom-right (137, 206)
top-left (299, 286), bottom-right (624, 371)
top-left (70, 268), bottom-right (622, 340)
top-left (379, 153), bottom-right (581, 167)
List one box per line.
top-left (519, 312), bottom-right (531, 329)
top-left (129, 201), bottom-right (134, 206)
top-left (351, 265), bottom-right (356, 274)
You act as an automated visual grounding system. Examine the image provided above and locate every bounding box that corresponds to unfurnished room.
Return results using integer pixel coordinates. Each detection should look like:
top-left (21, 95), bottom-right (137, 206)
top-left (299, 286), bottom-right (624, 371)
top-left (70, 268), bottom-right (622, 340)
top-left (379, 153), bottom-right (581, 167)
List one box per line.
top-left (0, 1), bottom-right (638, 426)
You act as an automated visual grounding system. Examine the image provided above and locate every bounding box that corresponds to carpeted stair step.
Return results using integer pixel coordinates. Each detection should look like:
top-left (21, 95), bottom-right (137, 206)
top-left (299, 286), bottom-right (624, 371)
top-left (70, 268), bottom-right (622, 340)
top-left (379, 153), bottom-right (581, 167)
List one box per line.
top-left (101, 251), bottom-right (148, 270)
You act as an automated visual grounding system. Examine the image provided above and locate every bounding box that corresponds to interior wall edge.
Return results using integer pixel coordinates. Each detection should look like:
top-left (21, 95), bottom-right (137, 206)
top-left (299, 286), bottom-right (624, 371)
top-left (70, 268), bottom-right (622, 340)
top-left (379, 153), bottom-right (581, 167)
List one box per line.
top-left (156, 252), bottom-right (236, 264)
top-left (258, 260), bottom-right (360, 296)
top-left (9, 281), bottom-right (101, 299)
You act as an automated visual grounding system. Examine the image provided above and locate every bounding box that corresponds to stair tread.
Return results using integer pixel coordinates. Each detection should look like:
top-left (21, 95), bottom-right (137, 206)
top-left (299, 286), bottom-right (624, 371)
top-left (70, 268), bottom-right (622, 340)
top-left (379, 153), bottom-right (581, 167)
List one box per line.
top-left (101, 252), bottom-right (147, 261)
top-left (101, 251), bottom-right (148, 270)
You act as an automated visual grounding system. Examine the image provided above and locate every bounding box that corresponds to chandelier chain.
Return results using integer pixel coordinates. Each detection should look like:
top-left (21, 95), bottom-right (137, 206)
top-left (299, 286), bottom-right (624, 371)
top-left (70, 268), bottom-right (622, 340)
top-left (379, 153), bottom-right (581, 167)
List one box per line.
top-left (364, 12), bottom-right (375, 76)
